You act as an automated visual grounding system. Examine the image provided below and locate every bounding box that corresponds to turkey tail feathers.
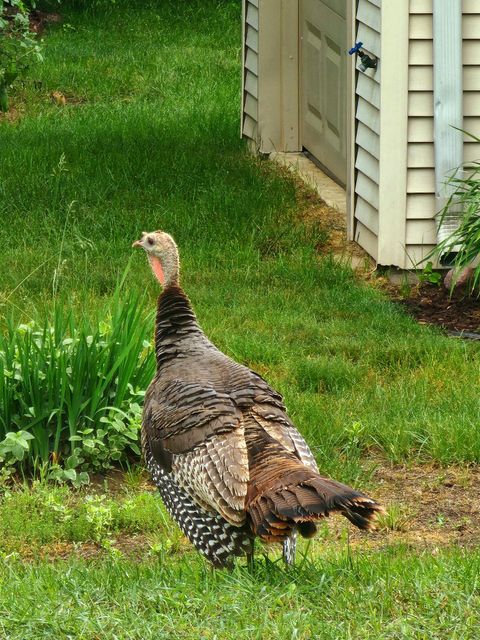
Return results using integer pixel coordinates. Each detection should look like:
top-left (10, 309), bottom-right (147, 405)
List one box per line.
top-left (247, 468), bottom-right (383, 543)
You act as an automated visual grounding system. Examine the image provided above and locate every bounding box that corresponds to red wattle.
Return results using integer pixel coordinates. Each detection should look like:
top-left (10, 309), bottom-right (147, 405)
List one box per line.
top-left (149, 256), bottom-right (165, 285)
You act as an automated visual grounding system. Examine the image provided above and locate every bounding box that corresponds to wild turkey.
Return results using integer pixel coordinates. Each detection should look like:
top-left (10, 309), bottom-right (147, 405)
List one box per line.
top-left (133, 230), bottom-right (383, 568)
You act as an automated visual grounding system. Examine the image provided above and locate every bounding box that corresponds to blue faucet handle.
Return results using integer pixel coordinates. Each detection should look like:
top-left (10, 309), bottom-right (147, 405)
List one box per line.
top-left (348, 42), bottom-right (363, 55)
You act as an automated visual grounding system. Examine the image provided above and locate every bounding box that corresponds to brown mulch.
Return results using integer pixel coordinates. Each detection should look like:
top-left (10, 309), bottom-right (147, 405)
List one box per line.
top-left (28, 10), bottom-right (62, 34)
top-left (387, 283), bottom-right (480, 334)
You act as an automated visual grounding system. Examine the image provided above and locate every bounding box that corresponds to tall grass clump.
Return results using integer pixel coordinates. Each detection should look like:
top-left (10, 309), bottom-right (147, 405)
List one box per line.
top-left (0, 288), bottom-right (155, 478)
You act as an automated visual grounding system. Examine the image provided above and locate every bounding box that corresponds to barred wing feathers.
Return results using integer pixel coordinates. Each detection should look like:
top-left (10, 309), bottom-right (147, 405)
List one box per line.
top-left (143, 382), bottom-right (249, 525)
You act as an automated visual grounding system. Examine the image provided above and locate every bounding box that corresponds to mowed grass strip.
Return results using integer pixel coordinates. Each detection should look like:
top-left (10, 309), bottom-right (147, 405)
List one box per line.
top-left (0, 550), bottom-right (479, 639)
top-left (1, 0), bottom-right (480, 474)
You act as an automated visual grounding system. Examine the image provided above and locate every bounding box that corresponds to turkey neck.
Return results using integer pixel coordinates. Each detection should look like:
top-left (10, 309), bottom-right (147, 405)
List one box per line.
top-left (154, 284), bottom-right (203, 368)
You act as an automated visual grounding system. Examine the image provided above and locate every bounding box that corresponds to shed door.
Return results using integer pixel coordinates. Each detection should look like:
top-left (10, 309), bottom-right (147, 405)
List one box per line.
top-left (300, 0), bottom-right (347, 186)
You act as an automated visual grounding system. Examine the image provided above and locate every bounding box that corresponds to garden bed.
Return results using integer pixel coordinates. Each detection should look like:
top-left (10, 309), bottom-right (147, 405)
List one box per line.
top-left (387, 282), bottom-right (480, 335)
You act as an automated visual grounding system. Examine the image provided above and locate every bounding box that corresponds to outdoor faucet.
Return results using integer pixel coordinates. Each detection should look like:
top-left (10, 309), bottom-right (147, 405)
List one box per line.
top-left (348, 42), bottom-right (378, 73)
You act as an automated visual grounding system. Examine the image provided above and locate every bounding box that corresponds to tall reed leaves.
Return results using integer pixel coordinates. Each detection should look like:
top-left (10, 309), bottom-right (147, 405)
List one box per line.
top-left (0, 289), bottom-right (155, 469)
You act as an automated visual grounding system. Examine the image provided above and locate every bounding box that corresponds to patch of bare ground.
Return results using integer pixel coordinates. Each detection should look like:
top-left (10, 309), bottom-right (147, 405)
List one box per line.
top-left (2, 8), bottom-right (62, 35)
top-left (32, 533), bottom-right (192, 564)
top-left (0, 106), bottom-right (23, 123)
top-left (325, 462), bottom-right (480, 551)
top-left (298, 192), bottom-right (375, 272)
top-left (36, 535), bottom-right (154, 563)
top-left (87, 467), bottom-right (154, 495)
top-left (50, 90), bottom-right (87, 106)
top-left (15, 463), bottom-right (478, 562)
top-left (29, 10), bottom-right (62, 35)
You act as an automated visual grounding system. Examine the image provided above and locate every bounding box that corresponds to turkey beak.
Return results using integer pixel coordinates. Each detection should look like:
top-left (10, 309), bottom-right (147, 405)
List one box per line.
top-left (132, 232), bottom-right (147, 249)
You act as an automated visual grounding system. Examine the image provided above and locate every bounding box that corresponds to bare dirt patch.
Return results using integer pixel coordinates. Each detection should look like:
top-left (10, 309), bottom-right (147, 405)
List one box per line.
top-left (300, 191), bottom-right (373, 271)
top-left (29, 10), bottom-right (62, 35)
top-left (0, 106), bottom-right (23, 123)
top-left (2, 6), bottom-right (61, 34)
top-left (20, 463), bottom-right (480, 563)
top-left (327, 462), bottom-right (480, 551)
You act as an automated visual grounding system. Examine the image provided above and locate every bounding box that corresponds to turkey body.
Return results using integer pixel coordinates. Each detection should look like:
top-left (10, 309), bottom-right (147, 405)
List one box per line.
top-left (142, 283), bottom-right (381, 567)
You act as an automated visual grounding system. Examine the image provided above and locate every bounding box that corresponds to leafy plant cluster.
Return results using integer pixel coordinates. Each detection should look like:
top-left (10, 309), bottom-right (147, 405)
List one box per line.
top-left (0, 483), bottom-right (171, 554)
top-left (0, 292), bottom-right (155, 483)
top-left (0, 0), bottom-right (43, 111)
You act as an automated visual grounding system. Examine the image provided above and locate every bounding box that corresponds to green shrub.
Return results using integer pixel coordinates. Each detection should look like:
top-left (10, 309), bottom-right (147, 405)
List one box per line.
top-left (0, 0), bottom-right (43, 111)
top-left (0, 290), bottom-right (155, 475)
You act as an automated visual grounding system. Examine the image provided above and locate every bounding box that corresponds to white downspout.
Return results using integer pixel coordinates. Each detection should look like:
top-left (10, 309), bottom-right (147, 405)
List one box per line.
top-left (433, 0), bottom-right (463, 262)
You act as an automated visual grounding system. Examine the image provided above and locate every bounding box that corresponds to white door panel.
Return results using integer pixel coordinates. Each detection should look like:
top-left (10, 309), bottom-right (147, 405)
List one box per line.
top-left (301, 0), bottom-right (348, 185)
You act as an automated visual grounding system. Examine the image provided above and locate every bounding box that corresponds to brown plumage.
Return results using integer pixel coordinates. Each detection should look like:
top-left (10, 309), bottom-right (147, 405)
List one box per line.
top-left (134, 230), bottom-right (383, 567)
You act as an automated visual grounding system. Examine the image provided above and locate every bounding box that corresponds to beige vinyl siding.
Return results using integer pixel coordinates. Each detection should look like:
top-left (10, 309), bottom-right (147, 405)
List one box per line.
top-left (352, 2), bottom-right (409, 266)
top-left (241, 0), bottom-right (480, 267)
top-left (406, 1), bottom-right (480, 265)
top-left (241, 0), bottom-right (300, 153)
top-left (242, 0), bottom-right (259, 142)
top-left (463, 5), bottom-right (480, 176)
top-left (353, 0), bottom-right (381, 258)
top-left (406, 1), bottom-right (435, 264)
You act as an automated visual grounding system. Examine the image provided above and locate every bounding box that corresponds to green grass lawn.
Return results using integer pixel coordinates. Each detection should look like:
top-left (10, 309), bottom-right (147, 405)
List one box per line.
top-left (1, 1), bottom-right (480, 638)
top-left (2, 549), bottom-right (479, 639)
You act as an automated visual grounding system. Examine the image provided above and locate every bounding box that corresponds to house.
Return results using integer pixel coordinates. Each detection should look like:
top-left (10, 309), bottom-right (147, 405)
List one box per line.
top-left (241, 0), bottom-right (480, 268)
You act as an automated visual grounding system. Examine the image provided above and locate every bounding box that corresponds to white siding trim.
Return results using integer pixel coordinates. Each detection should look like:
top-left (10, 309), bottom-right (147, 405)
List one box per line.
top-left (356, 171), bottom-right (379, 210)
top-left (377, 3), bottom-right (410, 267)
top-left (406, 219), bottom-right (437, 244)
top-left (411, 0), bottom-right (478, 13)
top-left (241, 0), bottom-right (259, 143)
top-left (355, 147), bottom-right (380, 184)
top-left (356, 98), bottom-right (380, 135)
top-left (243, 0), bottom-right (300, 153)
top-left (346, 0), bottom-right (356, 239)
top-left (280, 0), bottom-right (300, 151)
top-left (356, 73), bottom-right (380, 110)
top-left (357, 23), bottom-right (381, 58)
top-left (407, 193), bottom-right (437, 219)
top-left (356, 197), bottom-right (379, 235)
top-left (356, 122), bottom-right (380, 159)
top-left (352, 0), bottom-right (381, 252)
top-left (433, 0), bottom-right (463, 244)
top-left (357, 1), bottom-right (381, 33)
top-left (355, 221), bottom-right (378, 260)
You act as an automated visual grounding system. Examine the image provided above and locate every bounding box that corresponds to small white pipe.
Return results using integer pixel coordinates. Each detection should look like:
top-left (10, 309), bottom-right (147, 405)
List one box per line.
top-left (433, 0), bottom-right (463, 255)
